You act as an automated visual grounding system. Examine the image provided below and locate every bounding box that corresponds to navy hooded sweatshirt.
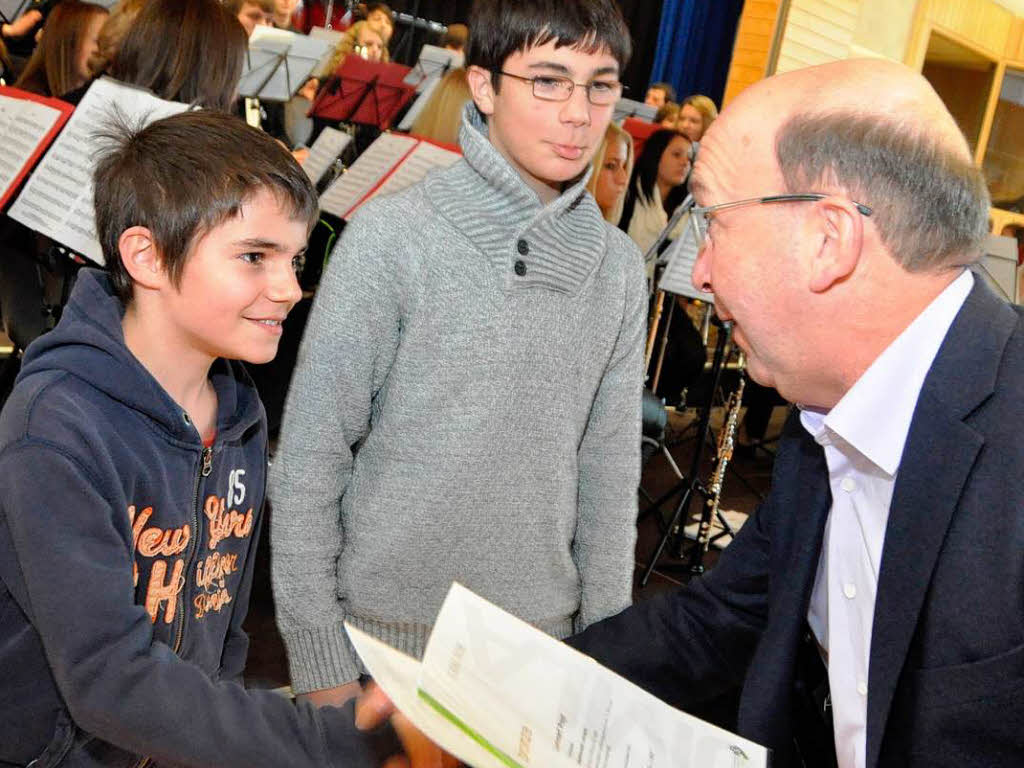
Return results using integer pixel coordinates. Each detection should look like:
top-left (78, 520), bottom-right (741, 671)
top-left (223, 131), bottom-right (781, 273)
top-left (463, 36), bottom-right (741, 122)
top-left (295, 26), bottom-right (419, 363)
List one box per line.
top-left (0, 270), bottom-right (397, 767)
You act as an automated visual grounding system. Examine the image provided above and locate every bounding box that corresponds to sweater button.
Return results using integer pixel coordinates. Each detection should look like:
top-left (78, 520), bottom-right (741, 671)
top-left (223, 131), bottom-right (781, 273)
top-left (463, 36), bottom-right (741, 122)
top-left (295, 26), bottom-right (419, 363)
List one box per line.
top-left (516, 239), bottom-right (529, 255)
top-left (514, 259), bottom-right (527, 276)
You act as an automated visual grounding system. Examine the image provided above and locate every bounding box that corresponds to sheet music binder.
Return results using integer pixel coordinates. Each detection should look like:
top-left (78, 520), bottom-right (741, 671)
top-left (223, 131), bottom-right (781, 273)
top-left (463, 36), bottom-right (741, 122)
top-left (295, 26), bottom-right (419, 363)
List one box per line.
top-left (310, 57), bottom-right (415, 129)
top-left (613, 97), bottom-right (657, 123)
top-left (0, 86), bottom-right (73, 210)
top-left (318, 132), bottom-right (460, 221)
top-left (237, 26), bottom-right (332, 103)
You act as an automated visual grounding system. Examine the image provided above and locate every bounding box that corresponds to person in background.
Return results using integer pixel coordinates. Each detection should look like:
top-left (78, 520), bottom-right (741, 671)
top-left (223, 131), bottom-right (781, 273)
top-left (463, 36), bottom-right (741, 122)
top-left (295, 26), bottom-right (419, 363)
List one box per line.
top-left (13, 1), bottom-right (108, 98)
top-left (85, 0), bottom-right (145, 83)
top-left (225, 0), bottom-right (275, 36)
top-left (655, 101), bottom-right (679, 129)
top-left (587, 121), bottom-right (634, 224)
top-left (363, 2), bottom-right (394, 42)
top-left (408, 67), bottom-right (471, 146)
top-left (441, 22), bottom-right (469, 55)
top-left (676, 93), bottom-right (718, 142)
top-left (1, 0), bottom-right (60, 63)
top-left (619, 128), bottom-right (692, 257)
top-left (644, 80), bottom-right (675, 108)
top-left (0, 36), bottom-right (12, 83)
top-left (272, 0), bottom-right (299, 29)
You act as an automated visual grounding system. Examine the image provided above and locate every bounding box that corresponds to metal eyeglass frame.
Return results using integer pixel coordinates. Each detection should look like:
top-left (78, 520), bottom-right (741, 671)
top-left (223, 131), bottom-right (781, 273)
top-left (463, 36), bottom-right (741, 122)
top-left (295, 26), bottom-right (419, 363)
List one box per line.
top-left (690, 193), bottom-right (873, 242)
top-left (495, 70), bottom-right (625, 106)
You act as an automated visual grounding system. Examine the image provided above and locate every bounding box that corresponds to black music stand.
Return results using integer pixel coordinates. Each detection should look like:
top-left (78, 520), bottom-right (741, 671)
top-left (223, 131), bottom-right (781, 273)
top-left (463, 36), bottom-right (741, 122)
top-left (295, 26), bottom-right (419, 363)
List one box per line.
top-left (310, 57), bottom-right (415, 129)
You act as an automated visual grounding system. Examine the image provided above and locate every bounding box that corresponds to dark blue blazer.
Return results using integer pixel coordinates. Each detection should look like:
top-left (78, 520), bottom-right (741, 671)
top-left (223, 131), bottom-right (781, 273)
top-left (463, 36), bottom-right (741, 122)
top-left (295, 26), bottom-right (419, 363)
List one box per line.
top-left (570, 277), bottom-right (1024, 767)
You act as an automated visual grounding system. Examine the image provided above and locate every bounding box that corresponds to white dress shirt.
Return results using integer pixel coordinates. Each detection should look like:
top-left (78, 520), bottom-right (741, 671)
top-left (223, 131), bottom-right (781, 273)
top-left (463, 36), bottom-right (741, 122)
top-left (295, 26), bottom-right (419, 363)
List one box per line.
top-left (801, 269), bottom-right (974, 768)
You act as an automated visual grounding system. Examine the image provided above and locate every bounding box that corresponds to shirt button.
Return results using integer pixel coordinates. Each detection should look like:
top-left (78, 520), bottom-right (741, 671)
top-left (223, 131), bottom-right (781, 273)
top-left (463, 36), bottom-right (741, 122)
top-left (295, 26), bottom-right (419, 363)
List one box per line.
top-left (517, 239), bottom-right (529, 255)
top-left (857, 680), bottom-right (868, 696)
top-left (514, 259), bottom-right (527, 276)
top-left (843, 583), bottom-right (857, 599)
top-left (840, 476), bottom-right (856, 493)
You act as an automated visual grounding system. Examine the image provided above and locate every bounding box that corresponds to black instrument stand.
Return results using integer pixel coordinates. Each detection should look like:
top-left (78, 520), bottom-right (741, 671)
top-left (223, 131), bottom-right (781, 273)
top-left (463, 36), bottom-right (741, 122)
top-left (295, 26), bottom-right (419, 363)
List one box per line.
top-left (638, 320), bottom-right (736, 586)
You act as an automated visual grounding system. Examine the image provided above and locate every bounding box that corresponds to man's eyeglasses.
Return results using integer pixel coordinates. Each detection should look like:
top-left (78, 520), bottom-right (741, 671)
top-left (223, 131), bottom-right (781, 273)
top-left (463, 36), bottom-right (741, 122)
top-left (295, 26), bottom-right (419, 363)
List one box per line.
top-left (497, 71), bottom-right (624, 106)
top-left (690, 193), bottom-right (873, 244)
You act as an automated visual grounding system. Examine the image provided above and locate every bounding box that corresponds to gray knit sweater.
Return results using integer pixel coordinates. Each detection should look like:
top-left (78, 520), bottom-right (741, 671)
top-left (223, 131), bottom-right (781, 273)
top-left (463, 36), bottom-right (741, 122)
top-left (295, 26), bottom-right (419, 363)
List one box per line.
top-left (269, 105), bottom-right (645, 694)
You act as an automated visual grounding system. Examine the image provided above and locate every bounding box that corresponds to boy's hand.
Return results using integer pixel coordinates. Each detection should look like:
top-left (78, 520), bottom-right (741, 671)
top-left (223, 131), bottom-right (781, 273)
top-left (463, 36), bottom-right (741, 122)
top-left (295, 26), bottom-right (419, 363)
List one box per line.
top-left (298, 680), bottom-right (363, 708)
top-left (355, 684), bottom-right (458, 768)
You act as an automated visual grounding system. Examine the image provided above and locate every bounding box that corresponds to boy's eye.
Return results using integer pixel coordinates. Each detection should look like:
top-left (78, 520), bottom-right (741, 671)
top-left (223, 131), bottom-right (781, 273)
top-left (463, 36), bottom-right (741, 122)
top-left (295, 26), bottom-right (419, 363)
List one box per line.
top-left (590, 81), bottom-right (615, 93)
top-left (241, 252), bottom-right (263, 265)
top-left (534, 76), bottom-right (567, 92)
top-left (291, 253), bottom-right (306, 273)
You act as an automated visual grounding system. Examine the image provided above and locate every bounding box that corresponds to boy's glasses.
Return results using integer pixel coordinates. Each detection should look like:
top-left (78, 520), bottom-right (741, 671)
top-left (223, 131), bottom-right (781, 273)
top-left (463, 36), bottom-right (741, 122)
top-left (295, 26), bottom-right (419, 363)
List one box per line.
top-left (497, 71), bottom-right (624, 106)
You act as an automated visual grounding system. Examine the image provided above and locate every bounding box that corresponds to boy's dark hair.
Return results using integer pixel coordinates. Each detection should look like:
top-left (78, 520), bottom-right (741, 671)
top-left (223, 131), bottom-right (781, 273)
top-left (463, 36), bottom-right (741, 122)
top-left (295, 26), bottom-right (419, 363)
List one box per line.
top-left (467, 0), bottom-right (631, 85)
top-left (93, 110), bottom-right (319, 304)
top-left (649, 82), bottom-right (676, 102)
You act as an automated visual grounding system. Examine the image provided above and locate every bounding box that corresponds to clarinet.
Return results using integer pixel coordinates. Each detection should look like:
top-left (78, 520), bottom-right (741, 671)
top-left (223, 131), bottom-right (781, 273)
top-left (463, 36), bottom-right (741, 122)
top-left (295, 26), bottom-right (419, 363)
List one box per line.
top-left (696, 374), bottom-right (746, 556)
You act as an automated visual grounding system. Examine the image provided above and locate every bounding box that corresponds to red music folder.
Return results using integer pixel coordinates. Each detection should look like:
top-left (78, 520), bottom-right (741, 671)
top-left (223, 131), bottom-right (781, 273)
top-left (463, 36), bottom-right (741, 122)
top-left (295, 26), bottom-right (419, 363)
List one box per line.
top-left (0, 86), bottom-right (74, 210)
top-left (310, 57), bottom-right (416, 129)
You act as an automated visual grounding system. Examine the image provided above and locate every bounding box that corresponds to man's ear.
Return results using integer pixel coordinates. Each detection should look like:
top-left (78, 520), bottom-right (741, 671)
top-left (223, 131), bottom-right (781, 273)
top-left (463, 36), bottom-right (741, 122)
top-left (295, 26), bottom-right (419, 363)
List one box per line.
top-left (807, 196), bottom-right (864, 293)
top-left (466, 65), bottom-right (496, 116)
top-left (118, 226), bottom-right (165, 291)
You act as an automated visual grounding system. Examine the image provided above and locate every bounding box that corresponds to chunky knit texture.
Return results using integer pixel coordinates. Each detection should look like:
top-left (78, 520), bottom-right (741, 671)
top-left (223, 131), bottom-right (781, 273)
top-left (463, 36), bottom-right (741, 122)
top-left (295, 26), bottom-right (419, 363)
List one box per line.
top-left (269, 105), bottom-right (646, 693)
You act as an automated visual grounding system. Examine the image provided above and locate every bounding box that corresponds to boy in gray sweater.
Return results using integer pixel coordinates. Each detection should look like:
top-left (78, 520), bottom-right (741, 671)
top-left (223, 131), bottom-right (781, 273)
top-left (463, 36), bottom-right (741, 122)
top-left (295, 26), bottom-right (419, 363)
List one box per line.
top-left (270, 0), bottom-right (646, 707)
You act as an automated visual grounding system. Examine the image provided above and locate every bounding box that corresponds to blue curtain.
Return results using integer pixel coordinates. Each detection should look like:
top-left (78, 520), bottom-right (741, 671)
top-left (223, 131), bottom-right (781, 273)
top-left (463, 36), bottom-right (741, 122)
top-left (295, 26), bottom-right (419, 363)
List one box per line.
top-left (648, 0), bottom-right (745, 107)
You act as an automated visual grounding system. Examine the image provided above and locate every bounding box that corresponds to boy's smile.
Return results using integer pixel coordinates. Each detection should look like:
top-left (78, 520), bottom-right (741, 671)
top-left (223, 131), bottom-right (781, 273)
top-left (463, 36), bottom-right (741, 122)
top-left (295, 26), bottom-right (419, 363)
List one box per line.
top-left (469, 40), bottom-right (620, 203)
top-left (154, 188), bottom-right (307, 369)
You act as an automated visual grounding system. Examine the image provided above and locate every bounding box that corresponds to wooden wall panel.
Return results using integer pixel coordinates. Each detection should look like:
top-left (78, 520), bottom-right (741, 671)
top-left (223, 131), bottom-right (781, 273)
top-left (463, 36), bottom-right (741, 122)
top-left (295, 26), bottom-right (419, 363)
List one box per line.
top-left (775, 0), bottom-right (861, 74)
top-left (721, 0), bottom-right (783, 106)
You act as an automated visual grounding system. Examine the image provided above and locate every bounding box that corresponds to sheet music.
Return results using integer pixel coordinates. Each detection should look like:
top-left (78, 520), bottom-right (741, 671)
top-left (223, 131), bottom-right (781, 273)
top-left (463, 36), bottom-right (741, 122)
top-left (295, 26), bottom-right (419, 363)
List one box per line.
top-left (238, 26), bottom-right (331, 102)
top-left (318, 132), bottom-right (418, 219)
top-left (368, 140), bottom-right (460, 202)
top-left (657, 213), bottom-right (713, 303)
top-left (301, 126), bottom-right (351, 185)
top-left (8, 77), bottom-right (189, 264)
top-left (309, 26), bottom-right (344, 78)
top-left (613, 98), bottom-right (656, 124)
top-left (403, 45), bottom-right (462, 91)
top-left (0, 93), bottom-right (65, 207)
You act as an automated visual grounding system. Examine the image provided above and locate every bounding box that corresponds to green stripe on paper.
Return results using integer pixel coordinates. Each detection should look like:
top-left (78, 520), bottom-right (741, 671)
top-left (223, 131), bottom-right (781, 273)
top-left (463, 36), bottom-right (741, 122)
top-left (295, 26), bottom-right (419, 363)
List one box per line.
top-left (416, 688), bottom-right (525, 768)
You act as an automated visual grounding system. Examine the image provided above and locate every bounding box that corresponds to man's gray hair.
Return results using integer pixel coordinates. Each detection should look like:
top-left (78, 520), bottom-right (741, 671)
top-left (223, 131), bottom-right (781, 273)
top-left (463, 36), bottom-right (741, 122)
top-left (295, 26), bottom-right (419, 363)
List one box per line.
top-left (775, 111), bottom-right (990, 272)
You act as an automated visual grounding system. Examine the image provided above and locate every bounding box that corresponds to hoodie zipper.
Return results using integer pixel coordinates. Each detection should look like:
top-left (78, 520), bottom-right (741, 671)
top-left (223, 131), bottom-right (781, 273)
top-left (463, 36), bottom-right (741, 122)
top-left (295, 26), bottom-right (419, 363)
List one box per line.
top-left (133, 446), bottom-right (211, 768)
top-left (173, 445), bottom-right (212, 654)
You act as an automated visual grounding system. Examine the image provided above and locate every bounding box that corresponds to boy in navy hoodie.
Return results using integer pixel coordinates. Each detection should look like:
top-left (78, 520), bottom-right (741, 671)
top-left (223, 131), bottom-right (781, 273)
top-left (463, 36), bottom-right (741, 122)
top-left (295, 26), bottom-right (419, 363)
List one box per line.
top-left (0, 111), bottom-right (438, 767)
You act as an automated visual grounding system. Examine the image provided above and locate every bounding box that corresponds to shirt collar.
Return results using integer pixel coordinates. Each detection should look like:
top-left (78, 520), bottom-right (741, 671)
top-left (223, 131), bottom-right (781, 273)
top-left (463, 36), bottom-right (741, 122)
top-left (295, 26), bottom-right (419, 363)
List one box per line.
top-left (802, 269), bottom-right (974, 476)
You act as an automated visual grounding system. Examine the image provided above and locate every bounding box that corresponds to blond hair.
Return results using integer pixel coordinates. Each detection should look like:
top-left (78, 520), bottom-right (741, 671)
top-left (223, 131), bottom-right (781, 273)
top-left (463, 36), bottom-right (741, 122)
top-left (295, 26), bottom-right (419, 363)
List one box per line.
top-left (679, 94), bottom-right (718, 139)
top-left (586, 121), bottom-right (634, 224)
top-left (324, 19), bottom-right (389, 74)
top-left (408, 68), bottom-right (470, 146)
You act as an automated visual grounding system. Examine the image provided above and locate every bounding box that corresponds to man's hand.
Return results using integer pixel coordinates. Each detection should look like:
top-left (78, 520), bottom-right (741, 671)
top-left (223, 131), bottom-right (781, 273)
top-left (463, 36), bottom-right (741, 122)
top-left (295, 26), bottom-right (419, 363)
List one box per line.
top-left (355, 683), bottom-right (458, 768)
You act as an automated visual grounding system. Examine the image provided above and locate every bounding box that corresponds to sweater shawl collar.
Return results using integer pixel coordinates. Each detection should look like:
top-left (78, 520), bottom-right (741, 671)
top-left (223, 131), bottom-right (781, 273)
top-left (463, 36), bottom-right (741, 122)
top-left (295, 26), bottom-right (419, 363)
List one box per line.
top-left (424, 103), bottom-right (609, 296)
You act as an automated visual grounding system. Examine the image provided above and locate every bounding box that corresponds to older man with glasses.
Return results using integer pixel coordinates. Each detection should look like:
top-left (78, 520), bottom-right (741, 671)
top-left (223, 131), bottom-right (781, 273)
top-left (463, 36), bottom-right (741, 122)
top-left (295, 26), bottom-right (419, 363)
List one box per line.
top-left (570, 57), bottom-right (1024, 768)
